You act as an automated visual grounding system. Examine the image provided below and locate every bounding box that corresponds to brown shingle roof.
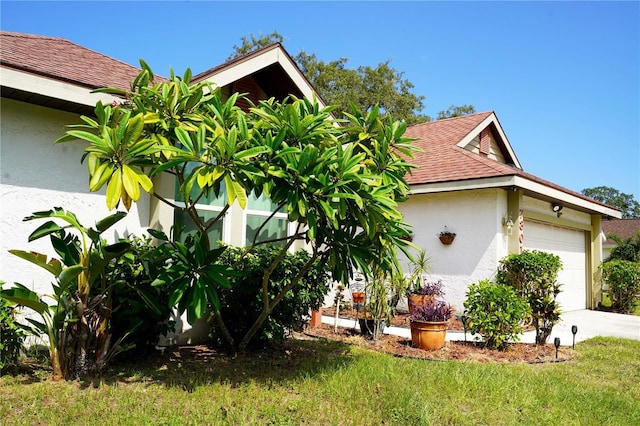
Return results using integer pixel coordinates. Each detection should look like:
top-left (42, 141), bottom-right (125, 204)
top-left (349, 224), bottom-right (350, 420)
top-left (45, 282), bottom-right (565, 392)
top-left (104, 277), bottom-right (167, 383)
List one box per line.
top-left (602, 219), bottom-right (640, 244)
top-left (0, 31), bottom-right (146, 91)
top-left (405, 111), bottom-right (520, 185)
top-left (404, 112), bottom-right (620, 213)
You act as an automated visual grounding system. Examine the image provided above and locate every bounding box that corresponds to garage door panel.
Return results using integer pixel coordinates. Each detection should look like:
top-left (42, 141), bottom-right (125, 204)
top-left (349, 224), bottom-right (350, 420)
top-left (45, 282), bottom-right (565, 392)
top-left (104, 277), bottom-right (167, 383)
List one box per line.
top-left (523, 221), bottom-right (586, 311)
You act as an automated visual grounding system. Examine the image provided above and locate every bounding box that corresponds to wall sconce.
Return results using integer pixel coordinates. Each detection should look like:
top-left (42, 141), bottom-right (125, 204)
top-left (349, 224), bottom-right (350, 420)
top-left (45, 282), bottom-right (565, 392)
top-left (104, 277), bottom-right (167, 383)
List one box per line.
top-left (502, 216), bottom-right (514, 236)
top-left (551, 203), bottom-right (563, 217)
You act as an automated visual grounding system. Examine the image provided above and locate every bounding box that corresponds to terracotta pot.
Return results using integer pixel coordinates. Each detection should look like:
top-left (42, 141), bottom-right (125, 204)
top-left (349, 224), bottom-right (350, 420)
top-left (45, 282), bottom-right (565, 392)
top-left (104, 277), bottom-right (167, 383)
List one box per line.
top-left (352, 292), bottom-right (365, 304)
top-left (310, 308), bottom-right (323, 328)
top-left (407, 294), bottom-right (436, 314)
top-left (410, 320), bottom-right (447, 350)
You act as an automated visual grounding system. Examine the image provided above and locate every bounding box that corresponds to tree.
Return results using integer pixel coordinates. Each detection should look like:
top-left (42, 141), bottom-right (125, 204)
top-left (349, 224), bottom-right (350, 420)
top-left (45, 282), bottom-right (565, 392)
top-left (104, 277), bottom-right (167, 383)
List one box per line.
top-left (56, 62), bottom-right (418, 352)
top-left (582, 186), bottom-right (640, 219)
top-left (226, 31), bottom-right (284, 61)
top-left (228, 32), bottom-right (430, 124)
top-left (437, 104), bottom-right (476, 120)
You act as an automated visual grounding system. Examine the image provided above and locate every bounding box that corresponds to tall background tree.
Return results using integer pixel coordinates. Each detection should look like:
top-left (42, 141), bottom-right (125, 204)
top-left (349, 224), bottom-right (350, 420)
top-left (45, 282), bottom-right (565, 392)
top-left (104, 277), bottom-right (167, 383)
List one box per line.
top-left (229, 32), bottom-right (474, 125)
top-left (582, 186), bottom-right (640, 219)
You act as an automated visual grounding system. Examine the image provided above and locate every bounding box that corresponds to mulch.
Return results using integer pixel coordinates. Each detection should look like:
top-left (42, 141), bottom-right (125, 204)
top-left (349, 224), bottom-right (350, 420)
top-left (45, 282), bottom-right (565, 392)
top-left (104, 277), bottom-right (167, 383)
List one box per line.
top-left (306, 307), bottom-right (576, 364)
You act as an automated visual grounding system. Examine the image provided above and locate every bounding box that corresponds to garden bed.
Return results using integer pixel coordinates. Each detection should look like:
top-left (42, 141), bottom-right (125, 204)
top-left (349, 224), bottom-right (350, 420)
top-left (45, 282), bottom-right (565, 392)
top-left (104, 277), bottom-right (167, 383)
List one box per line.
top-left (306, 312), bottom-right (575, 364)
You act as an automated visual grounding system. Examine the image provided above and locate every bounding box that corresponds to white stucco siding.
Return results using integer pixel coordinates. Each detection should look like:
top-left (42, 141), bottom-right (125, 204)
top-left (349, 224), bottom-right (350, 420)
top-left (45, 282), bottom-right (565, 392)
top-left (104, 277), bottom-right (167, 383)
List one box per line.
top-left (399, 188), bottom-right (509, 310)
top-left (1, 98), bottom-right (149, 296)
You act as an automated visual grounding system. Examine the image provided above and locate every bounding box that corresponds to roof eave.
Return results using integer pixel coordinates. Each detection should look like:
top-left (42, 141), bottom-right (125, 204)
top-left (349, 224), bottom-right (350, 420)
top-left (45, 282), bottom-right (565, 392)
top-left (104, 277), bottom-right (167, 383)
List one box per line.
top-left (409, 174), bottom-right (622, 218)
top-left (1, 65), bottom-right (118, 110)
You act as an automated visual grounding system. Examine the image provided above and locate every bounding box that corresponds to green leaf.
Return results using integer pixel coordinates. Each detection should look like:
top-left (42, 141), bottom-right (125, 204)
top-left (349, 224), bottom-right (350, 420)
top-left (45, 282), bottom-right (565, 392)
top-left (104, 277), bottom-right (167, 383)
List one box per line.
top-left (58, 265), bottom-right (84, 287)
top-left (95, 211), bottom-right (128, 233)
top-left (175, 127), bottom-right (195, 153)
top-left (147, 229), bottom-right (168, 241)
top-left (0, 285), bottom-right (48, 314)
top-left (9, 250), bottom-right (63, 276)
top-left (27, 221), bottom-right (66, 242)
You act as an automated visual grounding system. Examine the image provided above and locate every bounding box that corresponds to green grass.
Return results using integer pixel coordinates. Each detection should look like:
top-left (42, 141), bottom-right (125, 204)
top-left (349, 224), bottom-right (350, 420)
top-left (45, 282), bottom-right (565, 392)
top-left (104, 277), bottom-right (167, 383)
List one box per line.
top-left (1, 337), bottom-right (639, 425)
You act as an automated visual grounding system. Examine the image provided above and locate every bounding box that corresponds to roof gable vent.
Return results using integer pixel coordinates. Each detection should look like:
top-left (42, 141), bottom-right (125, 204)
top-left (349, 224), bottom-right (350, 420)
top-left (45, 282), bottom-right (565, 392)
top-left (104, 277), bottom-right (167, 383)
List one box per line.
top-left (479, 127), bottom-right (491, 155)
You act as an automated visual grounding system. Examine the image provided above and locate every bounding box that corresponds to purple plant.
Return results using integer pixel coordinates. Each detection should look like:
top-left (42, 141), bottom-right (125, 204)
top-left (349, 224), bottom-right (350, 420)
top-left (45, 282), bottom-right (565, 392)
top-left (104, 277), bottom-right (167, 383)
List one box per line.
top-left (416, 280), bottom-right (445, 297)
top-left (410, 300), bottom-right (454, 322)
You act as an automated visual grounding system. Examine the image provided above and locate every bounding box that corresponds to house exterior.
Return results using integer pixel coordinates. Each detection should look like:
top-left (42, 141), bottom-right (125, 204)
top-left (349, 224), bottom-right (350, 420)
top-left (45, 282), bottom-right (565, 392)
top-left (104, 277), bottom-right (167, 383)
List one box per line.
top-left (602, 219), bottom-right (640, 260)
top-left (0, 31), bottom-right (321, 342)
top-left (1, 31), bottom-right (621, 339)
top-left (401, 112), bottom-right (621, 312)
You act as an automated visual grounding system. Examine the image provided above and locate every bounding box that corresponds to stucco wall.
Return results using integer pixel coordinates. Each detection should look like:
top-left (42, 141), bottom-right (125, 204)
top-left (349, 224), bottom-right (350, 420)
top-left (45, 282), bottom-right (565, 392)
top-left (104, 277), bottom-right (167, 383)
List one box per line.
top-left (1, 98), bottom-right (149, 295)
top-left (398, 188), bottom-right (509, 310)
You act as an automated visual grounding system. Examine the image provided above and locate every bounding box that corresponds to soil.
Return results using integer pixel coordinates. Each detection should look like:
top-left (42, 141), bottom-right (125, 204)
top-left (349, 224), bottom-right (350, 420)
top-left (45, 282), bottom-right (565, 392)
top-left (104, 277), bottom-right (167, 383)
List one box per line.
top-left (307, 306), bottom-right (576, 364)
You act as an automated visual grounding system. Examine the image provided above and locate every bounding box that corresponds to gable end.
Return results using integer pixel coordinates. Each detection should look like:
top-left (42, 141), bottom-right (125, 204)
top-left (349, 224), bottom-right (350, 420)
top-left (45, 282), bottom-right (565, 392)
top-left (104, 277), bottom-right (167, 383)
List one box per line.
top-left (463, 125), bottom-right (507, 164)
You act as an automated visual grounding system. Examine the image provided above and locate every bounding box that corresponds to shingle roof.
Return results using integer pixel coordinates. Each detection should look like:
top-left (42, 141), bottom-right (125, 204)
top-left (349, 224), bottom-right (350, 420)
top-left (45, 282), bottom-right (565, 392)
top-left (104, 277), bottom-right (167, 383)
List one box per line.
top-left (0, 31), bottom-right (146, 91)
top-left (602, 219), bottom-right (640, 244)
top-left (404, 111), bottom-right (520, 185)
top-left (404, 112), bottom-right (619, 213)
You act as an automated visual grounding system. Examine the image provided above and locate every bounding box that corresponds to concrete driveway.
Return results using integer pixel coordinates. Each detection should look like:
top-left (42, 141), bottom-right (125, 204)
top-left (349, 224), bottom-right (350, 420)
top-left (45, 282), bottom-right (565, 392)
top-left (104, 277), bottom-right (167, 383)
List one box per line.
top-left (534, 309), bottom-right (640, 345)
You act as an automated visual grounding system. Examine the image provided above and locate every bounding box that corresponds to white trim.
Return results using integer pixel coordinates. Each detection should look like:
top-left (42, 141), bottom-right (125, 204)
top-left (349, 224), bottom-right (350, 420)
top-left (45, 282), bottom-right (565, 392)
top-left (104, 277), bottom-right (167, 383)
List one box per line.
top-left (410, 174), bottom-right (621, 218)
top-left (513, 176), bottom-right (621, 218)
top-left (1, 66), bottom-right (118, 107)
top-left (195, 46), bottom-right (324, 107)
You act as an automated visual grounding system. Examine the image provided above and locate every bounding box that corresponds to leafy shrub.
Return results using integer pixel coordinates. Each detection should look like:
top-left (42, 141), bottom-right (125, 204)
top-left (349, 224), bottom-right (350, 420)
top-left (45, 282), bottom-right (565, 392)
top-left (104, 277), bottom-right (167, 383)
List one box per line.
top-left (600, 260), bottom-right (640, 314)
top-left (0, 293), bottom-right (27, 374)
top-left (105, 235), bottom-right (174, 352)
top-left (212, 244), bottom-right (330, 350)
top-left (606, 231), bottom-right (640, 262)
top-left (463, 280), bottom-right (530, 350)
top-left (496, 250), bottom-right (562, 345)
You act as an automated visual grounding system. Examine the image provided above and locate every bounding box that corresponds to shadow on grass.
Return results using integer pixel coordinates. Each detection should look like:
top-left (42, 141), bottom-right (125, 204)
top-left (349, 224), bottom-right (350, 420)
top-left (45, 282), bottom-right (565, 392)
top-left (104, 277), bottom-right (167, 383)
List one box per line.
top-left (78, 335), bottom-right (356, 391)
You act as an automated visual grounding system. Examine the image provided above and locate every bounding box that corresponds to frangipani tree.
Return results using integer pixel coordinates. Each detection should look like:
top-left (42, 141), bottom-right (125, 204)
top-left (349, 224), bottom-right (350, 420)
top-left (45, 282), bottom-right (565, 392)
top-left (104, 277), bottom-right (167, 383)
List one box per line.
top-left (56, 62), bottom-right (418, 352)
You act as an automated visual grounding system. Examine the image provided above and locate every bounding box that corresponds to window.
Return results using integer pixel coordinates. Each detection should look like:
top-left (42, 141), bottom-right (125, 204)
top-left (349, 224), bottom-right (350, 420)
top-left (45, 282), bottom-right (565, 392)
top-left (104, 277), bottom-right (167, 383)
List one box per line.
top-left (244, 191), bottom-right (289, 246)
top-left (172, 164), bottom-right (289, 247)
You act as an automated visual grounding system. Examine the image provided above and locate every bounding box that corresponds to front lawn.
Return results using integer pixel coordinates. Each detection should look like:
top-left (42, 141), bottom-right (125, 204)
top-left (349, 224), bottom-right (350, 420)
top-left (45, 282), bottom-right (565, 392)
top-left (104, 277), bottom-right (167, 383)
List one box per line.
top-left (1, 337), bottom-right (638, 425)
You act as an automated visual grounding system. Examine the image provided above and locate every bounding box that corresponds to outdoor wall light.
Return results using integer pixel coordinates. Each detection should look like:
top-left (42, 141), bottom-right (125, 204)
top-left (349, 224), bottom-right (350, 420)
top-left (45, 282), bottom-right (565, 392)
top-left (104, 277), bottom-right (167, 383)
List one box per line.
top-left (554, 337), bottom-right (561, 359)
top-left (502, 216), bottom-right (514, 236)
top-left (571, 325), bottom-right (578, 349)
top-left (551, 203), bottom-right (563, 217)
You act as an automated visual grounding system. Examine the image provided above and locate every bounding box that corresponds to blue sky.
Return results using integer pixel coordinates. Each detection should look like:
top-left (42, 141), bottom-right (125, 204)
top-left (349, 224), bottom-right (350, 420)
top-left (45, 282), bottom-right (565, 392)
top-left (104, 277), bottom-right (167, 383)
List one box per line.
top-left (2, 1), bottom-right (639, 201)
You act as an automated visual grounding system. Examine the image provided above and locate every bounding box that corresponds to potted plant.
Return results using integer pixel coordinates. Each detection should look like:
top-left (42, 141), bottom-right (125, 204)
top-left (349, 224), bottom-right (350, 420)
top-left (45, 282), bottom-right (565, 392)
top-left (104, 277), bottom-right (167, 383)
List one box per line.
top-left (409, 300), bottom-right (454, 350)
top-left (359, 268), bottom-right (396, 340)
top-left (407, 279), bottom-right (445, 314)
top-left (439, 228), bottom-right (456, 245)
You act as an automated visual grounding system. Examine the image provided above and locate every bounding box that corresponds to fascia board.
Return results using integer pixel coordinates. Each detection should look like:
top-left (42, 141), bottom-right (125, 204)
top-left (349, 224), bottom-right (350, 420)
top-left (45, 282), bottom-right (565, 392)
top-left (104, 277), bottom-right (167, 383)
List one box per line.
top-left (196, 47), bottom-right (325, 107)
top-left (1, 66), bottom-right (118, 107)
top-left (410, 176), bottom-right (517, 194)
top-left (513, 176), bottom-right (622, 218)
top-left (410, 174), bottom-right (622, 218)
top-left (455, 112), bottom-right (522, 169)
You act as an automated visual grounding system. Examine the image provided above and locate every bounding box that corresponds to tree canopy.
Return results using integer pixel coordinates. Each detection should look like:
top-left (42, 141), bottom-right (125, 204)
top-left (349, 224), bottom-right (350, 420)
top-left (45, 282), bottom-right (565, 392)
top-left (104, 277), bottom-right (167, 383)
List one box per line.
top-left (582, 186), bottom-right (640, 219)
top-left (228, 32), bottom-right (473, 125)
top-left (437, 104), bottom-right (477, 119)
top-left (57, 62), bottom-right (418, 352)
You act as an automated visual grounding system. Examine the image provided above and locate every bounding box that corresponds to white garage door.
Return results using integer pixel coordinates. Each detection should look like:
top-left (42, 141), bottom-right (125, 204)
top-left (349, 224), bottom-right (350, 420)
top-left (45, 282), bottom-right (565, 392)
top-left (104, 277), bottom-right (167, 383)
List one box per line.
top-left (523, 221), bottom-right (587, 311)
